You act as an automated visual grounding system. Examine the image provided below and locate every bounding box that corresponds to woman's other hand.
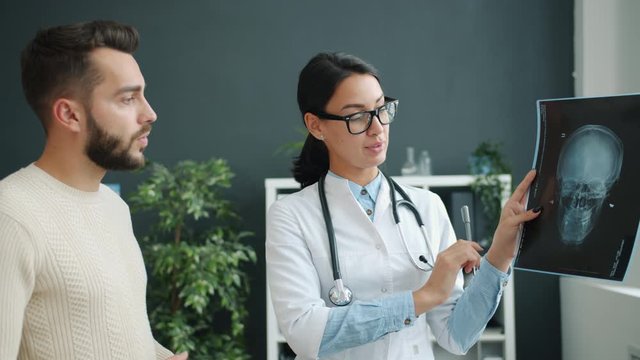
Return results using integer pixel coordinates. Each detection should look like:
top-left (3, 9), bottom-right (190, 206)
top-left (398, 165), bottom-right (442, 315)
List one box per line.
top-left (486, 169), bottom-right (542, 272)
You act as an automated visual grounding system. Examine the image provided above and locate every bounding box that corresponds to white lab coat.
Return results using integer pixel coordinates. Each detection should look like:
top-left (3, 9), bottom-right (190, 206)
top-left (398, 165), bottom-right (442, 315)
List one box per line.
top-left (266, 174), bottom-right (466, 360)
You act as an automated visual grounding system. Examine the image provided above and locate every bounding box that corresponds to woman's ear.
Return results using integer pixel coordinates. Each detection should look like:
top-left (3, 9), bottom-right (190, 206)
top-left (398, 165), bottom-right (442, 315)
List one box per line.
top-left (51, 98), bottom-right (84, 133)
top-left (304, 112), bottom-right (324, 141)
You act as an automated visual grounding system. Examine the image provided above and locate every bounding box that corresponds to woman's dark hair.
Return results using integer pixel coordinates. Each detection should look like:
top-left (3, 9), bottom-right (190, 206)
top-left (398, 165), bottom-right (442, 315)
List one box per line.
top-left (293, 52), bottom-right (379, 188)
top-left (21, 20), bottom-right (139, 130)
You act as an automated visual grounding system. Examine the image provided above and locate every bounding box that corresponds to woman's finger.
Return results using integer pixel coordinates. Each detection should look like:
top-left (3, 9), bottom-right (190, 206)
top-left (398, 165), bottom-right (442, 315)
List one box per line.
top-left (449, 240), bottom-right (484, 263)
top-left (453, 240), bottom-right (484, 252)
top-left (510, 169), bottom-right (537, 203)
top-left (463, 249), bottom-right (482, 273)
top-left (504, 206), bottom-right (543, 227)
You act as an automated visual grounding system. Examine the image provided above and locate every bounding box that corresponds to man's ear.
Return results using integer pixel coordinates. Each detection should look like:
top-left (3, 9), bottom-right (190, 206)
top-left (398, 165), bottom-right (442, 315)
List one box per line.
top-left (304, 112), bottom-right (324, 141)
top-left (51, 98), bottom-right (84, 133)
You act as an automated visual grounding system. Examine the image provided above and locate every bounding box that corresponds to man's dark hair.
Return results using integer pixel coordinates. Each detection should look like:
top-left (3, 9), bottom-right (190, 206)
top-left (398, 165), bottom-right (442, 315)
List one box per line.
top-left (20, 20), bottom-right (139, 128)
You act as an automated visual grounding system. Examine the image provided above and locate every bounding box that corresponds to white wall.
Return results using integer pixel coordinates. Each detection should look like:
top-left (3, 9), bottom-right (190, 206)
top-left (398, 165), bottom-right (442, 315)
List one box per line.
top-left (561, 279), bottom-right (640, 360)
top-left (563, 1), bottom-right (640, 359)
top-left (574, 0), bottom-right (640, 98)
top-left (573, 0), bottom-right (640, 289)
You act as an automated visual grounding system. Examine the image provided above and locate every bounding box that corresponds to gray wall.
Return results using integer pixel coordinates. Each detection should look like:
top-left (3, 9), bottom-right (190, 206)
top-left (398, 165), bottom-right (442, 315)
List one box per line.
top-left (0, 1), bottom-right (573, 359)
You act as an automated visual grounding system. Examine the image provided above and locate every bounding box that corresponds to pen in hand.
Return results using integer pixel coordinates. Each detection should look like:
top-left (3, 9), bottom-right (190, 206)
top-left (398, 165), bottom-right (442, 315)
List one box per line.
top-left (461, 205), bottom-right (476, 276)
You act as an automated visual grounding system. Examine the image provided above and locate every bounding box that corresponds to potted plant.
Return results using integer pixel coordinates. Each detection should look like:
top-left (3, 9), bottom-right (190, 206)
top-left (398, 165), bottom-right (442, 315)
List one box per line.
top-left (468, 141), bottom-right (511, 246)
top-left (128, 158), bottom-right (256, 359)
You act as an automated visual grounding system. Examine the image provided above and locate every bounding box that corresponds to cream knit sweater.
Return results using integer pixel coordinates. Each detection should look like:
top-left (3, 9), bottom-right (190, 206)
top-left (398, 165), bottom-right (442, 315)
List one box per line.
top-left (0, 164), bottom-right (174, 359)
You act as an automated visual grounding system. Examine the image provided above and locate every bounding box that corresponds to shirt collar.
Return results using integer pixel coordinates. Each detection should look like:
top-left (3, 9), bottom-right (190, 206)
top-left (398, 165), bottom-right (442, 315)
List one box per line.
top-left (327, 170), bottom-right (383, 201)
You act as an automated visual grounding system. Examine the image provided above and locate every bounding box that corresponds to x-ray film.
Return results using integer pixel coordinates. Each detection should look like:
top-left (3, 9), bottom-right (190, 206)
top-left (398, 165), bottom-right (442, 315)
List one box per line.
top-left (515, 93), bottom-right (640, 281)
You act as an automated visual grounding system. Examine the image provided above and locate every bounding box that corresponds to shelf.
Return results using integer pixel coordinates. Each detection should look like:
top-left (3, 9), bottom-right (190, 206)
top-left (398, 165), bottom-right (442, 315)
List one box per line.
top-left (481, 327), bottom-right (506, 342)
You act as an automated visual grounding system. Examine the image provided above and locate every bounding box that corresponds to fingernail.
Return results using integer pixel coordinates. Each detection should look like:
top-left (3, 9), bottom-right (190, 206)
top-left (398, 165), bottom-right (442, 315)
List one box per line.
top-left (532, 206), bottom-right (543, 213)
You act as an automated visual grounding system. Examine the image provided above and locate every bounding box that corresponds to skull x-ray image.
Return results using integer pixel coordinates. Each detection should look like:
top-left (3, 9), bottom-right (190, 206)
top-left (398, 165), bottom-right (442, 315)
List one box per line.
top-left (556, 125), bottom-right (623, 246)
top-left (515, 94), bottom-right (640, 281)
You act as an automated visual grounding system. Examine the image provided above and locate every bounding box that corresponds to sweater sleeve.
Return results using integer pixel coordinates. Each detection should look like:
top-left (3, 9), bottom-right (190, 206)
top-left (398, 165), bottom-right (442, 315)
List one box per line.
top-left (0, 213), bottom-right (36, 359)
top-left (154, 340), bottom-right (174, 359)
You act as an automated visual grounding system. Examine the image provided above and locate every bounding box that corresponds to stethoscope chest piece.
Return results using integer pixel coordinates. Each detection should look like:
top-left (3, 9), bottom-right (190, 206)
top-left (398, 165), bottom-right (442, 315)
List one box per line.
top-left (328, 279), bottom-right (353, 306)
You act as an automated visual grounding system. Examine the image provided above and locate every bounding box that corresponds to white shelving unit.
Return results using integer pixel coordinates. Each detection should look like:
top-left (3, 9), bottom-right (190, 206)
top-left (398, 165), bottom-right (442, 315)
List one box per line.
top-left (265, 175), bottom-right (514, 360)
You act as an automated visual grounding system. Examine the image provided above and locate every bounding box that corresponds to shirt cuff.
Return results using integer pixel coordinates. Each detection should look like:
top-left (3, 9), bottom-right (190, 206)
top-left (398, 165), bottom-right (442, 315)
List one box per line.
top-left (474, 257), bottom-right (511, 299)
top-left (386, 291), bottom-right (418, 331)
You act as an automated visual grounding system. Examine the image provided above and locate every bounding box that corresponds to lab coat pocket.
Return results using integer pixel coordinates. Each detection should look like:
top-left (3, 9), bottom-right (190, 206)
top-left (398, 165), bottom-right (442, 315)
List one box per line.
top-left (390, 319), bottom-right (435, 360)
top-left (336, 250), bottom-right (385, 301)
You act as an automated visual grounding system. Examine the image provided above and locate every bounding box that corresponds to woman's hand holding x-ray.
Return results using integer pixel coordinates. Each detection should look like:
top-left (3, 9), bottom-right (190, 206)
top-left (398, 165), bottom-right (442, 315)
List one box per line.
top-left (486, 169), bottom-right (542, 272)
top-left (413, 170), bottom-right (541, 315)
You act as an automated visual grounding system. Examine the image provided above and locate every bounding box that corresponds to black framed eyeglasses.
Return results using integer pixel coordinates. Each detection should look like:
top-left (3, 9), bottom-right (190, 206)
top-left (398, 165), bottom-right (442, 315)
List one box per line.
top-left (314, 96), bottom-right (399, 135)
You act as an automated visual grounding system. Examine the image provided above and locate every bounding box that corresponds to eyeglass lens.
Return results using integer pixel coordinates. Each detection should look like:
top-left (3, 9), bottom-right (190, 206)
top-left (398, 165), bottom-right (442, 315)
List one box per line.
top-left (348, 101), bottom-right (397, 134)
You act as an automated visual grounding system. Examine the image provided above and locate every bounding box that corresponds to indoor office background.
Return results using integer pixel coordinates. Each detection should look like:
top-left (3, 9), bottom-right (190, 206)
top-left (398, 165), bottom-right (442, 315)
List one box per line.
top-left (0, 1), bottom-right (586, 359)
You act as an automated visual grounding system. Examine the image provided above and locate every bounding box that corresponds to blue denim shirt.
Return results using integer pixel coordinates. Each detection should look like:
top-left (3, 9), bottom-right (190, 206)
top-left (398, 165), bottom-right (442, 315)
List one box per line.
top-left (318, 172), bottom-right (509, 358)
top-left (329, 170), bottom-right (382, 222)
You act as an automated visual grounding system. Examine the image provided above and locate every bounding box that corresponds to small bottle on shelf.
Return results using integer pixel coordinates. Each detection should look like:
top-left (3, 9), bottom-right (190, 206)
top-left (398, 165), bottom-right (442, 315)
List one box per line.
top-left (418, 150), bottom-right (432, 175)
top-left (401, 147), bottom-right (418, 175)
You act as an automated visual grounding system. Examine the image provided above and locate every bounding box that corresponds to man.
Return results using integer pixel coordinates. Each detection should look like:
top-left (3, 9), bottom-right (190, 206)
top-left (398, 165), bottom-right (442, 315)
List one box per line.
top-left (0, 20), bottom-right (188, 359)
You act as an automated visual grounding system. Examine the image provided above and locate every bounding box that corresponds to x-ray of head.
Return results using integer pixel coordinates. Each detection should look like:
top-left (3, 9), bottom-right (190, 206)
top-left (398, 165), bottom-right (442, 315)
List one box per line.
top-left (556, 125), bottom-right (624, 246)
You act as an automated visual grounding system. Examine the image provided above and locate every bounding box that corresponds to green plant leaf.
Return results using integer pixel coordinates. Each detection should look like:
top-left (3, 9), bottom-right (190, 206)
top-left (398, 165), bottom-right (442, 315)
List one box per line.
top-left (468, 141), bottom-right (511, 243)
top-left (129, 158), bottom-right (255, 357)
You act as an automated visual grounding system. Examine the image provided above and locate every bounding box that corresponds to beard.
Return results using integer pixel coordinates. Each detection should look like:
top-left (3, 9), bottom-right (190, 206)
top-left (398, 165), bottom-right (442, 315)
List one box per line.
top-left (85, 113), bottom-right (152, 171)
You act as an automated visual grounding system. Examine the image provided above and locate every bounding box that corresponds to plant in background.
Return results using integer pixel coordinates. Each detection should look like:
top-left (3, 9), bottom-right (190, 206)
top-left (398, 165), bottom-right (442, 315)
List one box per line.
top-left (468, 141), bottom-right (511, 246)
top-left (274, 126), bottom-right (307, 157)
top-left (129, 159), bottom-right (256, 360)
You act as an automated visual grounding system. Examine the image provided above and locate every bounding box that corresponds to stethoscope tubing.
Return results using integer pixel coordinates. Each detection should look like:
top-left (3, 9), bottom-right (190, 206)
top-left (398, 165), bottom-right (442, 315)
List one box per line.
top-left (388, 177), bottom-right (434, 269)
top-left (319, 173), bottom-right (435, 306)
top-left (395, 212), bottom-right (435, 272)
top-left (318, 175), bottom-right (342, 281)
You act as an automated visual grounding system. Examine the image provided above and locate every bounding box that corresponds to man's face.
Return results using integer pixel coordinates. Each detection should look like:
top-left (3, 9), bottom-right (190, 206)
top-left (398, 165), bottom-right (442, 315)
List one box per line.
top-left (85, 111), bottom-right (151, 170)
top-left (83, 47), bottom-right (157, 170)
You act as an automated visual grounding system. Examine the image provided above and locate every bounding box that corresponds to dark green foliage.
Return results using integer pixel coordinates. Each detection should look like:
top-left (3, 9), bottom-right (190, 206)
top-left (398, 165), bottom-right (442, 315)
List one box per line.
top-left (468, 141), bottom-right (511, 245)
top-left (129, 159), bottom-right (256, 359)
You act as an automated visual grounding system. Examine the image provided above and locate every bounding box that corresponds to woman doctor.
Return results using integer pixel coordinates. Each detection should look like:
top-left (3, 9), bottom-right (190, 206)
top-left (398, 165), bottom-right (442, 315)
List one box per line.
top-left (266, 52), bottom-right (541, 360)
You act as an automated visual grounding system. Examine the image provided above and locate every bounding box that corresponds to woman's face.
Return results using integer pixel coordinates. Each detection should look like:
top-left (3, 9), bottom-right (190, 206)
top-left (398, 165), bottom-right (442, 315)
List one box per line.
top-left (307, 73), bottom-right (389, 182)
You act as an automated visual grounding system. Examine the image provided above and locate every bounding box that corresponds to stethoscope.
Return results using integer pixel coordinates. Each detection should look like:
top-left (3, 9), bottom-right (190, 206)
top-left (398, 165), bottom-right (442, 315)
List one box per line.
top-left (318, 173), bottom-right (436, 306)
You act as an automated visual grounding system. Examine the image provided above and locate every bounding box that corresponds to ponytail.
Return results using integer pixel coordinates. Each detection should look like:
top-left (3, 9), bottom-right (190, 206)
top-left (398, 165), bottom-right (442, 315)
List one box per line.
top-left (292, 134), bottom-right (329, 188)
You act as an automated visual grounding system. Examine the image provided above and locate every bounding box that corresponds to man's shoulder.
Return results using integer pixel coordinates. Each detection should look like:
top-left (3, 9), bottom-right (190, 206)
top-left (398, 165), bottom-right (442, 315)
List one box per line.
top-left (0, 167), bottom-right (36, 202)
top-left (98, 183), bottom-right (130, 209)
top-left (0, 167), bottom-right (42, 228)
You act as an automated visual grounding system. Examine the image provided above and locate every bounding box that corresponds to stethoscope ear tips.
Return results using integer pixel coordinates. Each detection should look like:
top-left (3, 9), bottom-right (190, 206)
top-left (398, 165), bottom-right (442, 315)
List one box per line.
top-left (418, 255), bottom-right (428, 264)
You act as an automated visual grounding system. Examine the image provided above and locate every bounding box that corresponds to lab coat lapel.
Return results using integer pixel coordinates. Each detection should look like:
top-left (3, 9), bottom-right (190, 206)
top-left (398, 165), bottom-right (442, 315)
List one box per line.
top-left (323, 175), bottom-right (375, 227)
top-left (373, 175), bottom-right (392, 225)
top-left (372, 176), bottom-right (409, 255)
top-left (322, 175), bottom-right (385, 255)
